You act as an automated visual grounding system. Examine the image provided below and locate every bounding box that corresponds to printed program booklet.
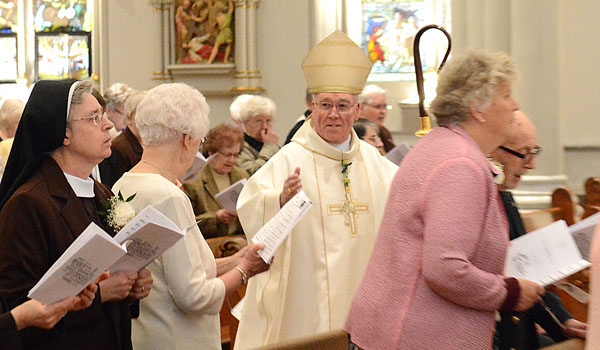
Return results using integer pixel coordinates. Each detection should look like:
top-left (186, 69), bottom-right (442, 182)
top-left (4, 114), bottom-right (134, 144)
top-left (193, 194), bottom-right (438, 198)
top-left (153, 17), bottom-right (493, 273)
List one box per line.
top-left (28, 222), bottom-right (127, 305)
top-left (215, 178), bottom-right (247, 213)
top-left (568, 211), bottom-right (600, 260)
top-left (251, 190), bottom-right (313, 263)
top-left (505, 220), bottom-right (591, 286)
top-left (110, 205), bottom-right (186, 272)
top-left (29, 205), bottom-right (188, 303)
top-left (181, 152), bottom-right (216, 183)
top-left (384, 142), bottom-right (411, 165)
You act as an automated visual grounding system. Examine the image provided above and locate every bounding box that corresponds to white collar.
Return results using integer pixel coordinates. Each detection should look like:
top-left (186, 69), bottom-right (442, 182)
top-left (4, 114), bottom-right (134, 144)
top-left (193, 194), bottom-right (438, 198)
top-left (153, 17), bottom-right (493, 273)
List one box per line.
top-left (329, 135), bottom-right (352, 152)
top-left (64, 172), bottom-right (95, 198)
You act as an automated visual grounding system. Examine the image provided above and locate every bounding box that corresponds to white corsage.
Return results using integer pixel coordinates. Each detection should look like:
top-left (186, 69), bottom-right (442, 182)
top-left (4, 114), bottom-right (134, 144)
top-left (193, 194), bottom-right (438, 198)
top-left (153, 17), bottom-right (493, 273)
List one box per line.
top-left (489, 158), bottom-right (505, 186)
top-left (105, 191), bottom-right (136, 232)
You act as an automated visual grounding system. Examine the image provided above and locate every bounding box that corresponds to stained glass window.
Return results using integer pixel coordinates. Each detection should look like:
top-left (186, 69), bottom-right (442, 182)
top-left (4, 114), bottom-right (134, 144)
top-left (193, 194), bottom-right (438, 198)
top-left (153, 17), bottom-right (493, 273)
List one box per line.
top-left (33, 0), bottom-right (93, 32)
top-left (32, 1), bottom-right (93, 80)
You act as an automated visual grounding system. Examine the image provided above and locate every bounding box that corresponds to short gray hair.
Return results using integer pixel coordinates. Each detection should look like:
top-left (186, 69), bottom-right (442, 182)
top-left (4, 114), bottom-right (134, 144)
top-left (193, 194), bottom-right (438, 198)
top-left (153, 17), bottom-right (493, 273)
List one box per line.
top-left (0, 99), bottom-right (25, 130)
top-left (230, 94), bottom-right (253, 123)
top-left (429, 50), bottom-right (520, 126)
top-left (104, 83), bottom-right (133, 112)
top-left (358, 84), bottom-right (387, 105)
top-left (135, 83), bottom-right (210, 146)
top-left (67, 80), bottom-right (94, 121)
top-left (124, 91), bottom-right (147, 122)
top-left (238, 95), bottom-right (276, 122)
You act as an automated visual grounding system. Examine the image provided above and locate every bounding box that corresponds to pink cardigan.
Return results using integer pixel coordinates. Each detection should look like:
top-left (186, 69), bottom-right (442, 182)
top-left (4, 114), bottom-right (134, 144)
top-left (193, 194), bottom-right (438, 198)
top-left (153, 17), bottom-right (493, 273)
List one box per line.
top-left (345, 126), bottom-right (509, 349)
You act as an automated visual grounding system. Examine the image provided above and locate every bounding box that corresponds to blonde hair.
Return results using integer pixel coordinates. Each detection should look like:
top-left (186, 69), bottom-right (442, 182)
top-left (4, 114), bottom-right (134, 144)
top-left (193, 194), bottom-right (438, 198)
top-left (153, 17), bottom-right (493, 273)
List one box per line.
top-left (429, 50), bottom-right (520, 126)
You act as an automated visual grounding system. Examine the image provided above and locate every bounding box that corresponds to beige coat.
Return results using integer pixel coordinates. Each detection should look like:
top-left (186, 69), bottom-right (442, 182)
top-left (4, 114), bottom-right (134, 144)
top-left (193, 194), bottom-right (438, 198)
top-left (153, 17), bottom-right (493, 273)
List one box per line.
top-left (183, 165), bottom-right (248, 238)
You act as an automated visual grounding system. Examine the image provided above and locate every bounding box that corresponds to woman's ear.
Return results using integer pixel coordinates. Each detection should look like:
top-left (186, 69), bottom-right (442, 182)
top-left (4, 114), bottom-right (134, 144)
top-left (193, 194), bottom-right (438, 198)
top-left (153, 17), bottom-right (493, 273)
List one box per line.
top-left (63, 129), bottom-right (71, 146)
top-left (469, 103), bottom-right (486, 123)
top-left (181, 133), bottom-right (193, 150)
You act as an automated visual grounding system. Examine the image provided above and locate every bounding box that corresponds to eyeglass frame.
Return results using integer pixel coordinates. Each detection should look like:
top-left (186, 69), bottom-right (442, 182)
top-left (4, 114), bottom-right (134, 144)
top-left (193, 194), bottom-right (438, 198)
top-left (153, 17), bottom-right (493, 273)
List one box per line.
top-left (216, 150), bottom-right (241, 159)
top-left (499, 145), bottom-right (542, 163)
top-left (363, 135), bottom-right (382, 143)
top-left (70, 113), bottom-right (106, 126)
top-left (313, 101), bottom-right (356, 113)
top-left (246, 117), bottom-right (274, 127)
top-left (364, 103), bottom-right (392, 110)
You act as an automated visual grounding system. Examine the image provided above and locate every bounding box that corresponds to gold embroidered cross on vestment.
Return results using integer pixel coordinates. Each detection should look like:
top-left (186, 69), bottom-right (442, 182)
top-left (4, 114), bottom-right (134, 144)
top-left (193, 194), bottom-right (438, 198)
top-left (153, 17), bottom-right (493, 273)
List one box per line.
top-left (326, 159), bottom-right (369, 236)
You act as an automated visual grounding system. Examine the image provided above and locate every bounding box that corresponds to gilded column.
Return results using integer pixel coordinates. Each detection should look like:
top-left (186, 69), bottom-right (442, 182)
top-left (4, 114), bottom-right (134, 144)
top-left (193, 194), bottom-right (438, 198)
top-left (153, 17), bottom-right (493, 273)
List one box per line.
top-left (232, 0), bottom-right (249, 91)
top-left (232, 0), bottom-right (263, 93)
top-left (245, 0), bottom-right (263, 92)
top-left (148, 0), bottom-right (172, 83)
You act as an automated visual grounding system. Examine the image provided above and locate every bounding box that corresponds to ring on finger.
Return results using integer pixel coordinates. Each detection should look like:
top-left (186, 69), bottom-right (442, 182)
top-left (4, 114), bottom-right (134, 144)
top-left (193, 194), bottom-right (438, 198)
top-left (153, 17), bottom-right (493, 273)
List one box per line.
top-left (287, 187), bottom-right (292, 194)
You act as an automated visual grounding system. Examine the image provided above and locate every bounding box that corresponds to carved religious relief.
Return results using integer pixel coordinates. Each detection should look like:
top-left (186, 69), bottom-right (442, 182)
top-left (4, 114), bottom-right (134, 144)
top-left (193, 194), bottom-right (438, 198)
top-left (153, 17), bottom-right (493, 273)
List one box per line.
top-left (175, 0), bottom-right (234, 65)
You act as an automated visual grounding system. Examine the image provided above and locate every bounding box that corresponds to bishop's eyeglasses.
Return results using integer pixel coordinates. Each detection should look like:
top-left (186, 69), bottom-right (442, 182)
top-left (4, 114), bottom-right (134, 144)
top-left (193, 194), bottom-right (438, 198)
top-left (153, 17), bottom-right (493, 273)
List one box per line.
top-left (314, 101), bottom-right (355, 113)
top-left (499, 145), bottom-right (542, 164)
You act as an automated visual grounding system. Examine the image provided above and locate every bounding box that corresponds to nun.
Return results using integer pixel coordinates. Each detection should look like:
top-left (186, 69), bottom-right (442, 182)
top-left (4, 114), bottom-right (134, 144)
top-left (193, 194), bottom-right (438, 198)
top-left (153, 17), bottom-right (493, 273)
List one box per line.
top-left (0, 80), bottom-right (152, 349)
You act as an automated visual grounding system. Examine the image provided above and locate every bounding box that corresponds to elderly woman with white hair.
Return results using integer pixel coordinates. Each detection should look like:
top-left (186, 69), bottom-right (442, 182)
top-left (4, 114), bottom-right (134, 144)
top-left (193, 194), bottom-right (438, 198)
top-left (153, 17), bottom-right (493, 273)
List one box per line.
top-left (229, 93), bottom-right (253, 129)
top-left (236, 95), bottom-right (280, 175)
top-left (112, 83), bottom-right (269, 350)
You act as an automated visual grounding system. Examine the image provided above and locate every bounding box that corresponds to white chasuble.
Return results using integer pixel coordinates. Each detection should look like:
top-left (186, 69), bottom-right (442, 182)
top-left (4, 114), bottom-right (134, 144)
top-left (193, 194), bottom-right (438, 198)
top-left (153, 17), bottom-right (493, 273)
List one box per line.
top-left (234, 120), bottom-right (397, 349)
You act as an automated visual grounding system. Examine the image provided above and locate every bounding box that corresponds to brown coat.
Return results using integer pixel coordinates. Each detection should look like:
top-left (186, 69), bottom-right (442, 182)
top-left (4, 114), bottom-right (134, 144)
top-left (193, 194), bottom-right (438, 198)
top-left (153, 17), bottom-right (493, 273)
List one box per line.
top-left (0, 156), bottom-right (132, 350)
top-left (379, 125), bottom-right (396, 153)
top-left (99, 127), bottom-right (143, 188)
top-left (183, 165), bottom-right (248, 239)
top-left (0, 312), bottom-right (21, 350)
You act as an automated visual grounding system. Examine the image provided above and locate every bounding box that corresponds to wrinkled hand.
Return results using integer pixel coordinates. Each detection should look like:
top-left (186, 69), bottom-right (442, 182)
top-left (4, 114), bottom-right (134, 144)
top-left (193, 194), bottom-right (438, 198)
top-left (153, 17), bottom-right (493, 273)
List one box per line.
top-left (68, 283), bottom-right (98, 311)
top-left (238, 243), bottom-right (270, 278)
top-left (128, 268), bottom-right (153, 300)
top-left (261, 128), bottom-right (279, 145)
top-left (99, 270), bottom-right (137, 303)
top-left (563, 318), bottom-right (587, 339)
top-left (216, 209), bottom-right (237, 225)
top-left (279, 167), bottom-right (302, 206)
top-left (12, 297), bottom-right (75, 331)
top-left (514, 279), bottom-right (545, 312)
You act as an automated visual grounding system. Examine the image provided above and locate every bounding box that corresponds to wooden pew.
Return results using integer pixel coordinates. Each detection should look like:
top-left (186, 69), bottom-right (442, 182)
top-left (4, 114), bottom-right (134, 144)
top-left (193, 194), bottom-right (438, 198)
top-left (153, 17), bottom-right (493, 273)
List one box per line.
top-left (542, 338), bottom-right (585, 350)
top-left (521, 187), bottom-right (577, 233)
top-left (205, 235), bottom-right (248, 349)
top-left (258, 329), bottom-right (349, 350)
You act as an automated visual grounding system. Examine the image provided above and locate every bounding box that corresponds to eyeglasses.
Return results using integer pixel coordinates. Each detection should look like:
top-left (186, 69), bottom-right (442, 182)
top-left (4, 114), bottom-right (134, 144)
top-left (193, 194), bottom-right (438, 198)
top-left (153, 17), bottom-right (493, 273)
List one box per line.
top-left (217, 151), bottom-right (240, 159)
top-left (499, 145), bottom-right (542, 163)
top-left (365, 103), bottom-right (392, 110)
top-left (315, 101), bottom-right (355, 113)
top-left (248, 118), bottom-right (274, 127)
top-left (364, 135), bottom-right (381, 143)
top-left (70, 113), bottom-right (105, 126)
